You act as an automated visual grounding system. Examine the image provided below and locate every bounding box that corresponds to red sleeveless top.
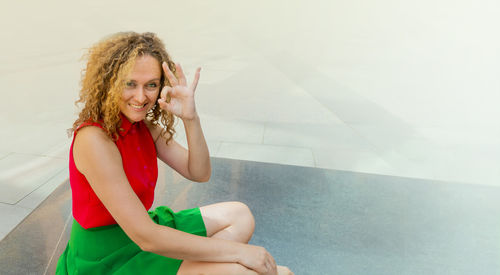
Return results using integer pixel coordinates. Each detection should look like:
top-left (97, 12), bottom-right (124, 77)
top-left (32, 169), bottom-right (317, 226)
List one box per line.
top-left (69, 114), bottom-right (158, 229)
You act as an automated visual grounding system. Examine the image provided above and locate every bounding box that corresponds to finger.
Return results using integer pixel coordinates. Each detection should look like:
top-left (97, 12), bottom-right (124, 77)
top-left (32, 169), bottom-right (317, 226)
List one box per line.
top-left (189, 67), bottom-right (201, 92)
top-left (263, 262), bottom-right (271, 274)
top-left (160, 86), bottom-right (172, 101)
top-left (162, 61), bottom-right (178, 86)
top-left (157, 98), bottom-right (169, 111)
top-left (267, 252), bottom-right (276, 267)
top-left (268, 254), bottom-right (277, 272)
top-left (266, 259), bottom-right (275, 273)
top-left (175, 63), bottom-right (187, 86)
top-left (168, 86), bottom-right (179, 98)
top-left (158, 96), bottom-right (175, 112)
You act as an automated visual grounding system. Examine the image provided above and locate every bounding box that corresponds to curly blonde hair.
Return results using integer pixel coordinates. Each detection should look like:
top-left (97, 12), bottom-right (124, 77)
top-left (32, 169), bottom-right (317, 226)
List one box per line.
top-left (70, 31), bottom-right (176, 143)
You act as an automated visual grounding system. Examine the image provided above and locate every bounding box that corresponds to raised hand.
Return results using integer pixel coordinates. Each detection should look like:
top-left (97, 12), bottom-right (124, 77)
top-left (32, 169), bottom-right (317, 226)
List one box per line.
top-left (158, 62), bottom-right (201, 121)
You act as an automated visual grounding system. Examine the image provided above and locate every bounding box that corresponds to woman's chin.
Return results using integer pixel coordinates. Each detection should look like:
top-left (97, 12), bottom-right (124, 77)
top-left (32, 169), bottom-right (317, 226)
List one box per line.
top-left (122, 112), bottom-right (146, 123)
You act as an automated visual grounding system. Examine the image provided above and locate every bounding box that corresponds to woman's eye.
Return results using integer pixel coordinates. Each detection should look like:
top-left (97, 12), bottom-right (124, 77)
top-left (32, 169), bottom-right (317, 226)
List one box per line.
top-left (126, 82), bottom-right (136, 87)
top-left (146, 83), bottom-right (159, 90)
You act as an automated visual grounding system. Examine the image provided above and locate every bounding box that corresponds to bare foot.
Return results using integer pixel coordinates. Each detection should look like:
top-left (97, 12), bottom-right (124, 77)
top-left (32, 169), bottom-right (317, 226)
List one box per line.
top-left (277, 265), bottom-right (294, 275)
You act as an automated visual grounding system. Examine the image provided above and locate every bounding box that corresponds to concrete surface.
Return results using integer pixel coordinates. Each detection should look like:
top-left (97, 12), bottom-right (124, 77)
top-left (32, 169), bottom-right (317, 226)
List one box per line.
top-left (1, 158), bottom-right (499, 274)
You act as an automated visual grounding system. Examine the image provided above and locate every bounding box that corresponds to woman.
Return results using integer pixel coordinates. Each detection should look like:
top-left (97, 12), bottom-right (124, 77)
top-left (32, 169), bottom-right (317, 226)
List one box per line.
top-left (56, 32), bottom-right (293, 275)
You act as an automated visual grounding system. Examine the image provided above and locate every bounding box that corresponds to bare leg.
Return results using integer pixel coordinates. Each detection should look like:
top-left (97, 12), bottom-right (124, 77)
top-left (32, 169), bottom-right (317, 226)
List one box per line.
top-left (178, 263), bottom-right (293, 275)
top-left (178, 202), bottom-right (295, 274)
top-left (177, 261), bottom-right (258, 275)
top-left (177, 201), bottom-right (256, 274)
top-left (199, 201), bottom-right (255, 243)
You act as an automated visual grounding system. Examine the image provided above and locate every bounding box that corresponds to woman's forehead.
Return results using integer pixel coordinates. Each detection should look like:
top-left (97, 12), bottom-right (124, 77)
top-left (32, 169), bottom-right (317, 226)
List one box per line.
top-left (128, 55), bottom-right (162, 80)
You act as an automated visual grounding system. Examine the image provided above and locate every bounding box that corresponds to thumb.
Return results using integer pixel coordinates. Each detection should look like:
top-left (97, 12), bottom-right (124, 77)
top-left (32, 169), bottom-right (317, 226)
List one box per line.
top-left (157, 98), bottom-right (166, 108)
top-left (158, 98), bottom-right (171, 110)
top-left (160, 86), bottom-right (172, 101)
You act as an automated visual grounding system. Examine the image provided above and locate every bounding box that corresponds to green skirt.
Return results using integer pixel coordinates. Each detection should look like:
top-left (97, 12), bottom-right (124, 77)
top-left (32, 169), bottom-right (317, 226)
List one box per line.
top-left (56, 206), bottom-right (207, 275)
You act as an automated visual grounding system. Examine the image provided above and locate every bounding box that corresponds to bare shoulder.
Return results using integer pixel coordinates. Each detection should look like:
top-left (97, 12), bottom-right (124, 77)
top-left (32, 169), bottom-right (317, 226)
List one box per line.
top-left (74, 126), bottom-right (115, 153)
top-left (73, 125), bottom-right (120, 173)
top-left (75, 125), bottom-right (110, 142)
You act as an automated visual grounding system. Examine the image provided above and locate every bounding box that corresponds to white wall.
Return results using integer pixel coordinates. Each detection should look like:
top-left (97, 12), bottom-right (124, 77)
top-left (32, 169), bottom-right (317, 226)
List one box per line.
top-left (1, 0), bottom-right (498, 184)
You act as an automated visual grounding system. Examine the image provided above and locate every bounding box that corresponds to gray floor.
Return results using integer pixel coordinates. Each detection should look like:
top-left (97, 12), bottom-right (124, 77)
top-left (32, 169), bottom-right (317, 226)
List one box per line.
top-left (1, 158), bottom-right (499, 275)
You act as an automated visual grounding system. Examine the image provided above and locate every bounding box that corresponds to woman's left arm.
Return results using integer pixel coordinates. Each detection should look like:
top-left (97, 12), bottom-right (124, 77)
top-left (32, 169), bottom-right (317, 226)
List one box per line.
top-left (151, 62), bottom-right (211, 182)
top-left (149, 117), bottom-right (211, 182)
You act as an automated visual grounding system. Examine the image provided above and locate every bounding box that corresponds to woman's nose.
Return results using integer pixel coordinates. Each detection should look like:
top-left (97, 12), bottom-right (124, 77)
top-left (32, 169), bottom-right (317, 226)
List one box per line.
top-left (134, 87), bottom-right (147, 102)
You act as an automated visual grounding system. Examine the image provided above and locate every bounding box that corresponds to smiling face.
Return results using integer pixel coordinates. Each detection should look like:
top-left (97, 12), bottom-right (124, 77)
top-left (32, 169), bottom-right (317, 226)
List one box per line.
top-left (119, 55), bottom-right (162, 123)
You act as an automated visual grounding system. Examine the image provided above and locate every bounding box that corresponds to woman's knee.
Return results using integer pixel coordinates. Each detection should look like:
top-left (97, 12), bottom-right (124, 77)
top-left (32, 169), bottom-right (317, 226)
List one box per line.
top-left (231, 201), bottom-right (255, 230)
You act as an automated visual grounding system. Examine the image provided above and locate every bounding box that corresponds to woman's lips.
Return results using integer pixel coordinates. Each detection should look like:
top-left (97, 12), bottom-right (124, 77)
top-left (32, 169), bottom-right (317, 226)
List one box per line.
top-left (129, 103), bottom-right (148, 111)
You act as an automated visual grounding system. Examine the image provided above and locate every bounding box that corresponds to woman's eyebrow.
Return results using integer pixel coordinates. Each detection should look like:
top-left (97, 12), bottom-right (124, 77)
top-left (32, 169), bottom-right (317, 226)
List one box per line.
top-left (127, 78), bottom-right (160, 83)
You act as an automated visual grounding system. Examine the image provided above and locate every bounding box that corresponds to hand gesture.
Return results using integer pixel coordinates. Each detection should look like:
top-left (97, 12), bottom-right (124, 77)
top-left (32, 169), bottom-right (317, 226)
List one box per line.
top-left (158, 62), bottom-right (201, 121)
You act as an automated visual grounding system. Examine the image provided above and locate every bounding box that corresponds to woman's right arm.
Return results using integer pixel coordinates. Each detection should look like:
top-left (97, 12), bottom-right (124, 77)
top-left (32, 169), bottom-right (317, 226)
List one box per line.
top-left (73, 126), bottom-right (274, 273)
